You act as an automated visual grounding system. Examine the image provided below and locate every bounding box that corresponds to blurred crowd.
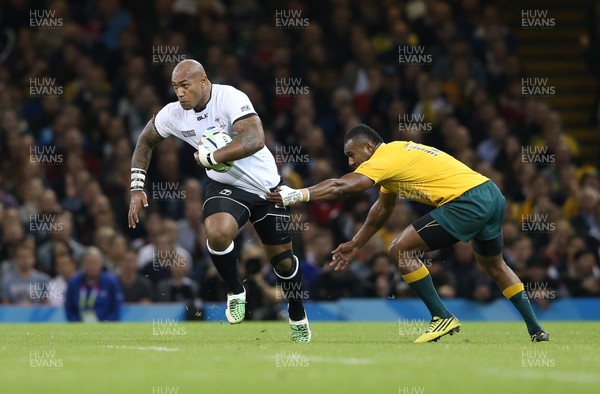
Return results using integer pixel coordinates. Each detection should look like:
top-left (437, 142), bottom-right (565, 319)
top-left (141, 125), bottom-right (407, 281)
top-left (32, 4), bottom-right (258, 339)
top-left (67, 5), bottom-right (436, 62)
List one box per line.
top-left (1, 0), bottom-right (599, 320)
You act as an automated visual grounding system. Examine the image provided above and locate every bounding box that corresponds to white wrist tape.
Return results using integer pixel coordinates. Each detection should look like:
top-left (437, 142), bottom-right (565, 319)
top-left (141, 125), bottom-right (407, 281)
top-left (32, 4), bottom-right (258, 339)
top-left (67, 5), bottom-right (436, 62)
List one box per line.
top-left (131, 168), bottom-right (146, 190)
top-left (279, 185), bottom-right (307, 206)
top-left (198, 145), bottom-right (216, 168)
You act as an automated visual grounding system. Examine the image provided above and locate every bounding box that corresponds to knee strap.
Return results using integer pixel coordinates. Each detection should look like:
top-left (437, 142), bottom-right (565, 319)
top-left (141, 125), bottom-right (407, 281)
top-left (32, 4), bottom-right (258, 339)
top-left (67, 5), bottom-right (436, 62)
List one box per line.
top-left (206, 240), bottom-right (234, 255)
top-left (271, 250), bottom-right (298, 280)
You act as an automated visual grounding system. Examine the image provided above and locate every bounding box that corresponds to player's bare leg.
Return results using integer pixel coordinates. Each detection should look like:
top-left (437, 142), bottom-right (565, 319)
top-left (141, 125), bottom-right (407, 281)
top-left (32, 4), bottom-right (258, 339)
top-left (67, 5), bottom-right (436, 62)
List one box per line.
top-left (473, 252), bottom-right (521, 289)
top-left (388, 224), bottom-right (430, 276)
top-left (263, 242), bottom-right (311, 343)
top-left (205, 212), bottom-right (246, 323)
top-left (389, 225), bottom-right (460, 343)
top-left (474, 249), bottom-right (549, 342)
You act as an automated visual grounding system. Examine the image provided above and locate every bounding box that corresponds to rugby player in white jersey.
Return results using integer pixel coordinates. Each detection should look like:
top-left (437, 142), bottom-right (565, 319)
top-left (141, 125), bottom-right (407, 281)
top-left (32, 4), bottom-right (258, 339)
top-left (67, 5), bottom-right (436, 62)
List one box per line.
top-left (127, 59), bottom-right (310, 342)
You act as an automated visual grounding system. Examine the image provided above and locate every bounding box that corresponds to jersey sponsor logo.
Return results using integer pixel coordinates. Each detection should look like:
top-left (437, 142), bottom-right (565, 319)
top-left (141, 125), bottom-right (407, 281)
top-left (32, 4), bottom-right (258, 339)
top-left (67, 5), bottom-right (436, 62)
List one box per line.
top-left (197, 113), bottom-right (207, 121)
top-left (240, 105), bottom-right (250, 111)
top-left (181, 129), bottom-right (196, 137)
top-left (219, 189), bottom-right (232, 196)
top-left (405, 142), bottom-right (439, 156)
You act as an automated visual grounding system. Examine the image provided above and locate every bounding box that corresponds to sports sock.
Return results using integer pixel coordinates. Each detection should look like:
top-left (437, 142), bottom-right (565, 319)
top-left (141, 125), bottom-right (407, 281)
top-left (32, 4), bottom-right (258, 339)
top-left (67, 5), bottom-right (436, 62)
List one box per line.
top-left (503, 283), bottom-right (543, 335)
top-left (402, 264), bottom-right (452, 319)
top-left (274, 255), bottom-right (305, 321)
top-left (207, 241), bottom-right (244, 294)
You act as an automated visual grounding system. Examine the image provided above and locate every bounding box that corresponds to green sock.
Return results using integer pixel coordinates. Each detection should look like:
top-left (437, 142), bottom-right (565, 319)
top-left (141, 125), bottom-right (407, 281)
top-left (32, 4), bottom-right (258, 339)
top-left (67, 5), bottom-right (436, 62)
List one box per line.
top-left (403, 265), bottom-right (452, 319)
top-left (509, 290), bottom-right (543, 335)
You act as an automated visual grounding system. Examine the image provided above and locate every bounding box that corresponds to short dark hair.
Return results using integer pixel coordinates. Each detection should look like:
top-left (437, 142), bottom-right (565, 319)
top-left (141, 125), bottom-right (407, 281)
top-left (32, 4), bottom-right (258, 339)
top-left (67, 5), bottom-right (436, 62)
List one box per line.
top-left (344, 124), bottom-right (384, 145)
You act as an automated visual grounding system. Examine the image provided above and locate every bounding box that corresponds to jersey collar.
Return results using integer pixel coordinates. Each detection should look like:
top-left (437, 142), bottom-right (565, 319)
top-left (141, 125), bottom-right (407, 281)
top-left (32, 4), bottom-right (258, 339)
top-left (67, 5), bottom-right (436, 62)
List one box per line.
top-left (194, 84), bottom-right (213, 113)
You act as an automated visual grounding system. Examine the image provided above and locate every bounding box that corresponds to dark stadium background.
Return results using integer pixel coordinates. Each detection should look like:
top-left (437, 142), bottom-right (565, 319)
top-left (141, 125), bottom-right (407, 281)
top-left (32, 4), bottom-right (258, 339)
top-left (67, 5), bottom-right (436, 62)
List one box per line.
top-left (0, 0), bottom-right (599, 319)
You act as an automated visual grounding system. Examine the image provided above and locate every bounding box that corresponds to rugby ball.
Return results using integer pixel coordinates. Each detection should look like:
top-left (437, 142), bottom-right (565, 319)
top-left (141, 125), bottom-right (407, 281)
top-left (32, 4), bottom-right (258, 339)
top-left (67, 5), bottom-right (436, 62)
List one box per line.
top-left (200, 126), bottom-right (233, 172)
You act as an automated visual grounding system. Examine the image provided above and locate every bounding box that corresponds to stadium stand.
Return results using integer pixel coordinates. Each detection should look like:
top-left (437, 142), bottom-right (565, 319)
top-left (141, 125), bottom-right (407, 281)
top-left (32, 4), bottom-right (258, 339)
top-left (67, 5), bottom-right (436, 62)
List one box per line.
top-left (0, 0), bottom-right (599, 320)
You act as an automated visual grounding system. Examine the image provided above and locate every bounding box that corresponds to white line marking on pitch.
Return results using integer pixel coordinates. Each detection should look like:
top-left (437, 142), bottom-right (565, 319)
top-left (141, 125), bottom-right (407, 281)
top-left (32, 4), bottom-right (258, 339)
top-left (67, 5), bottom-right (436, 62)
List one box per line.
top-left (481, 368), bottom-right (599, 384)
top-left (103, 345), bottom-right (180, 352)
top-left (307, 356), bottom-right (372, 365)
top-left (268, 355), bottom-right (372, 365)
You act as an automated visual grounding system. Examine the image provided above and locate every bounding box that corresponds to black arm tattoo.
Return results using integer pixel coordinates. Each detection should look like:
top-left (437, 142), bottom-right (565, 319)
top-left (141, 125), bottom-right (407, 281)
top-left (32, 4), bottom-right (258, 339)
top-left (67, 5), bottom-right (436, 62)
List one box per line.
top-left (214, 115), bottom-right (265, 162)
top-left (131, 117), bottom-right (165, 170)
top-left (235, 115), bottom-right (265, 155)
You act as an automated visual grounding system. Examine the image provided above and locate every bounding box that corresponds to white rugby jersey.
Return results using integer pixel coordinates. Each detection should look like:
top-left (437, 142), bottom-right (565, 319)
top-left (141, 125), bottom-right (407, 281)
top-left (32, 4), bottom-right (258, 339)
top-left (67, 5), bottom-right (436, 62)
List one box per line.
top-left (154, 84), bottom-right (280, 197)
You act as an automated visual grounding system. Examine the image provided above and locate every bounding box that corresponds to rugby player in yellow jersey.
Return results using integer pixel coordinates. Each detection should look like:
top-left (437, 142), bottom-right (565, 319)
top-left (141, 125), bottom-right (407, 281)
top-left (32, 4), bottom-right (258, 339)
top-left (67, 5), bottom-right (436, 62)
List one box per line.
top-left (267, 124), bottom-right (549, 343)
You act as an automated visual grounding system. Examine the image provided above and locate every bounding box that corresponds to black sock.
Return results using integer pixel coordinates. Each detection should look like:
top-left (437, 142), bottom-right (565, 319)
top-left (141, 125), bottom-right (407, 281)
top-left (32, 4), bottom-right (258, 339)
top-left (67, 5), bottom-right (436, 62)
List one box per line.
top-left (207, 241), bottom-right (244, 294)
top-left (274, 255), bottom-right (305, 321)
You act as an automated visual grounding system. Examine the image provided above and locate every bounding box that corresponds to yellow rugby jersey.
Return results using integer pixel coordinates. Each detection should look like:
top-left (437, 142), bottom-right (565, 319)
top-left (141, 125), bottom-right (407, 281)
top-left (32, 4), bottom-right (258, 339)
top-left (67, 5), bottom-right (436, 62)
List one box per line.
top-left (354, 141), bottom-right (489, 206)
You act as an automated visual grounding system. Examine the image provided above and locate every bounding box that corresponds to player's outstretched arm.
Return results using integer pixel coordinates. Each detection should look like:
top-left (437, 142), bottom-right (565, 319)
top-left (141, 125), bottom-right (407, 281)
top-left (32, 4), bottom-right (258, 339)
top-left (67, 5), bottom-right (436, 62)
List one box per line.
top-left (128, 117), bottom-right (165, 228)
top-left (212, 115), bottom-right (265, 163)
top-left (331, 190), bottom-right (397, 270)
top-left (265, 173), bottom-right (374, 206)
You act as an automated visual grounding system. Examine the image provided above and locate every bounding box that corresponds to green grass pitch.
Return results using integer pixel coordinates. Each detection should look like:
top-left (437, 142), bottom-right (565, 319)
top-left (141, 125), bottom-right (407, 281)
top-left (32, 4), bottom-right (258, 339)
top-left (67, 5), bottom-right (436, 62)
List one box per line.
top-left (0, 321), bottom-right (598, 394)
